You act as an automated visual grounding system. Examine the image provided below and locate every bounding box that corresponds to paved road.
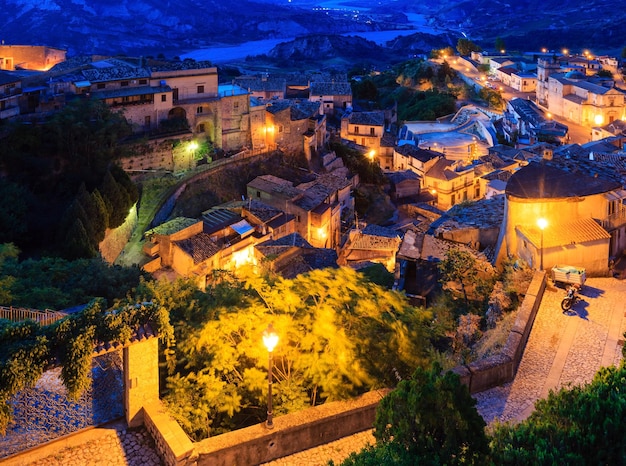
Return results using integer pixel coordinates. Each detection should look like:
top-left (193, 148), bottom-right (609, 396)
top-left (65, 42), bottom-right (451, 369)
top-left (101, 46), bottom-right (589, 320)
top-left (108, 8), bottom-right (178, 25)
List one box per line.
top-left (474, 276), bottom-right (626, 424)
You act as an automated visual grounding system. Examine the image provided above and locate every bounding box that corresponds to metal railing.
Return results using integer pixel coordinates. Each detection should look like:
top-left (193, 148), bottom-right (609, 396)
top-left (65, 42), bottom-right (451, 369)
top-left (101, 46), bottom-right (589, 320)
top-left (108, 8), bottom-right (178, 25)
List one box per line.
top-left (0, 306), bottom-right (67, 326)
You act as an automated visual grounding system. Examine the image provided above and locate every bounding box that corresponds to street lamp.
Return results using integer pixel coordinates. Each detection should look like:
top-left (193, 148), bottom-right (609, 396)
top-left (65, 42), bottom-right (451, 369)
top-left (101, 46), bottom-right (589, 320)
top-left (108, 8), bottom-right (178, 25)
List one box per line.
top-left (262, 324), bottom-right (279, 429)
top-left (537, 218), bottom-right (548, 271)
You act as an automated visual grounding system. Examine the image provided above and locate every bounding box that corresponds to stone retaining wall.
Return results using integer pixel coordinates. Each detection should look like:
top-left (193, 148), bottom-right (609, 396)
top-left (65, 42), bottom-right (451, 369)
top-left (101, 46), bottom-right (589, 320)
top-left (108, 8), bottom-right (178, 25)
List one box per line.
top-left (140, 390), bottom-right (387, 466)
top-left (194, 390), bottom-right (387, 466)
top-left (452, 270), bottom-right (547, 393)
top-left (143, 403), bottom-right (196, 466)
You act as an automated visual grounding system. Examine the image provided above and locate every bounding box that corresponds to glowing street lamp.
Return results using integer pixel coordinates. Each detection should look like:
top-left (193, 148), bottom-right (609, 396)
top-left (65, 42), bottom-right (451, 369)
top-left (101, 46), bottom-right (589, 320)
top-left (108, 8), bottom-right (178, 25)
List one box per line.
top-left (537, 218), bottom-right (548, 271)
top-left (262, 324), bottom-right (279, 429)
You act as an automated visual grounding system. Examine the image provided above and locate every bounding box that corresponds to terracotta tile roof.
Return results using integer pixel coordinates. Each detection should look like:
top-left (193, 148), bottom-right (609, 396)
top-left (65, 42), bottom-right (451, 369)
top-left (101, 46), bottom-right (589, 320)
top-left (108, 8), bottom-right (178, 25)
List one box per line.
top-left (517, 217), bottom-right (610, 248)
top-left (426, 158), bottom-right (460, 181)
top-left (348, 111), bottom-right (385, 126)
top-left (174, 232), bottom-right (220, 263)
top-left (309, 81), bottom-right (352, 96)
top-left (248, 175), bottom-right (302, 198)
top-left (395, 144), bottom-right (441, 163)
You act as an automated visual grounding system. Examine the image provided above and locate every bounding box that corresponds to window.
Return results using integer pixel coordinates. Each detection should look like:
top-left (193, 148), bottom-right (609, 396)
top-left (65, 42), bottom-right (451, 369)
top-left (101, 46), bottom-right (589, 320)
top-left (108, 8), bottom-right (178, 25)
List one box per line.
top-left (161, 94), bottom-right (166, 102)
top-left (198, 124), bottom-right (205, 133)
top-left (122, 96), bottom-right (129, 103)
top-left (139, 79), bottom-right (147, 85)
top-left (144, 116), bottom-right (150, 128)
top-left (121, 81), bottom-right (129, 87)
top-left (97, 83), bottom-right (105, 89)
top-left (451, 194), bottom-right (456, 205)
top-left (197, 106), bottom-right (203, 114)
top-left (370, 127), bottom-right (375, 136)
top-left (234, 101), bottom-right (239, 110)
top-left (197, 85), bottom-right (204, 94)
top-left (256, 190), bottom-right (261, 198)
top-left (354, 126), bottom-right (359, 134)
top-left (278, 125), bottom-right (284, 133)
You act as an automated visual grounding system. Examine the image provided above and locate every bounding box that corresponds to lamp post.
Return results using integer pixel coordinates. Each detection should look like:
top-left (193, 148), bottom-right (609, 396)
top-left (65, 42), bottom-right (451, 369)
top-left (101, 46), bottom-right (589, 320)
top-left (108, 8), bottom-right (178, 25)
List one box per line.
top-left (262, 324), bottom-right (279, 429)
top-left (537, 218), bottom-right (548, 271)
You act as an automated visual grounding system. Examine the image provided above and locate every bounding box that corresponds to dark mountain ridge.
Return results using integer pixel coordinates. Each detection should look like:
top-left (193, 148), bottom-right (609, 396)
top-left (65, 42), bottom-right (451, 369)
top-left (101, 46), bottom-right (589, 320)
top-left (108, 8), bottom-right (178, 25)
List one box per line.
top-left (2, 0), bottom-right (624, 59)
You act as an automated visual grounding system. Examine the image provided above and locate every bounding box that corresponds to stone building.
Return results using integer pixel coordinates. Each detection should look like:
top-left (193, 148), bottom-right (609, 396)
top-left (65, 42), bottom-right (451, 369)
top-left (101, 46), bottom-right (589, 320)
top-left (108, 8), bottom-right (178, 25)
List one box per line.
top-left (0, 44), bottom-right (66, 71)
top-left (536, 57), bottom-right (626, 127)
top-left (340, 110), bottom-right (385, 155)
top-left (264, 99), bottom-right (326, 159)
top-left (495, 161), bottom-right (626, 275)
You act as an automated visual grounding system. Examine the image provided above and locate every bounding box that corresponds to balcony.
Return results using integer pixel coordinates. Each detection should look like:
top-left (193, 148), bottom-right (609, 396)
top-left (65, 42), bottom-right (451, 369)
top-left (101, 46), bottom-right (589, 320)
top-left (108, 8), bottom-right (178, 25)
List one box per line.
top-left (602, 208), bottom-right (626, 230)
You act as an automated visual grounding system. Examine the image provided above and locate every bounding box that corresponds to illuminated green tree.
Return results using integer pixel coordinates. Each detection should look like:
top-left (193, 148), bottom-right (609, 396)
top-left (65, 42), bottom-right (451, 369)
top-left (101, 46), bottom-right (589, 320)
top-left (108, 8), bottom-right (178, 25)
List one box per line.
top-left (150, 268), bottom-right (433, 440)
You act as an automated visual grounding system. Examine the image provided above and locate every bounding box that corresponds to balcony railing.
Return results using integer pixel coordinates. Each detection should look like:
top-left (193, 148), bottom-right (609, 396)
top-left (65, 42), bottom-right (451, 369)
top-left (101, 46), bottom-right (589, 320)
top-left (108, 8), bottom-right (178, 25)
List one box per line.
top-left (602, 208), bottom-right (626, 230)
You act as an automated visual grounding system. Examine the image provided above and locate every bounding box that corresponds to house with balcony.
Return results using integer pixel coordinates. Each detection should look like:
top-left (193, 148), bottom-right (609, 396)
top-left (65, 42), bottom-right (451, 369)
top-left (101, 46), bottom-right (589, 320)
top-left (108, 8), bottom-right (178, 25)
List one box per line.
top-left (340, 110), bottom-right (385, 155)
top-left (494, 161), bottom-right (626, 275)
top-left (308, 81), bottom-right (352, 117)
top-left (423, 158), bottom-right (479, 210)
top-left (0, 71), bottom-right (21, 120)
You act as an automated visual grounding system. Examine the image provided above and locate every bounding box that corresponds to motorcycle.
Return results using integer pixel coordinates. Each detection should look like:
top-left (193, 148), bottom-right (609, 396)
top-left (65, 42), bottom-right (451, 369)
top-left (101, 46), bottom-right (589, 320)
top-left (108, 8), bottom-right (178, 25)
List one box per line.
top-left (561, 285), bottom-right (581, 311)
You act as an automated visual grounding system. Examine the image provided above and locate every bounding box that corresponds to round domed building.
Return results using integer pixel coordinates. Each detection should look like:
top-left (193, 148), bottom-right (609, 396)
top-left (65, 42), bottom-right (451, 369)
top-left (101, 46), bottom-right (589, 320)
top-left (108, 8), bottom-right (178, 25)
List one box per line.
top-left (495, 161), bottom-right (624, 276)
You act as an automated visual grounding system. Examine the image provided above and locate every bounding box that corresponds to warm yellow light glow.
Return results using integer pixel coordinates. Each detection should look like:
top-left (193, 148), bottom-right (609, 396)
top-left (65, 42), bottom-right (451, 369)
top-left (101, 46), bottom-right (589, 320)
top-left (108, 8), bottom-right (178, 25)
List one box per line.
top-left (563, 49), bottom-right (569, 56)
top-left (500, 49), bottom-right (505, 53)
top-left (266, 126), bottom-right (274, 133)
top-left (318, 227), bottom-right (327, 239)
top-left (594, 114), bottom-right (604, 125)
top-left (263, 324), bottom-right (279, 352)
top-left (541, 48), bottom-right (547, 53)
top-left (368, 150), bottom-right (376, 161)
top-left (430, 188), bottom-right (437, 195)
top-left (537, 218), bottom-right (548, 231)
top-left (232, 248), bottom-right (253, 268)
top-left (546, 112), bottom-right (552, 119)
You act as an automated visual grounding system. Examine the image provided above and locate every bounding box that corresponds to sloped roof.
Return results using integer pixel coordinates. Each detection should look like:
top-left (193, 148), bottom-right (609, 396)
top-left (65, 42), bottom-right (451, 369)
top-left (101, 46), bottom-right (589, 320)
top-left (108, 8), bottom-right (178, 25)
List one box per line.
top-left (517, 217), bottom-right (610, 248)
top-left (174, 232), bottom-right (221, 263)
top-left (248, 175), bottom-right (302, 198)
top-left (426, 158), bottom-right (460, 181)
top-left (309, 81), bottom-right (352, 96)
top-left (506, 161), bottom-right (621, 199)
top-left (348, 111), bottom-right (385, 126)
top-left (395, 144), bottom-right (441, 163)
top-left (0, 71), bottom-right (20, 85)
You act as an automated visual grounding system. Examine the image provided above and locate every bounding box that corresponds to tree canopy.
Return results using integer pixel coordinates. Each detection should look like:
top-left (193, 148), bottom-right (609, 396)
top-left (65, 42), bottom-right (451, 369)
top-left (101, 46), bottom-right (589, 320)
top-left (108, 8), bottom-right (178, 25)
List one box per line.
top-left (0, 98), bottom-right (137, 258)
top-left (133, 268), bottom-right (434, 440)
top-left (340, 364), bottom-right (490, 466)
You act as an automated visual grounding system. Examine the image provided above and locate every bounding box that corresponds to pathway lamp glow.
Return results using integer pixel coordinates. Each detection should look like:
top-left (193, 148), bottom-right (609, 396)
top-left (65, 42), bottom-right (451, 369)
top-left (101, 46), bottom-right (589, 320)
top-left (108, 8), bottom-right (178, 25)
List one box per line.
top-left (262, 324), bottom-right (279, 429)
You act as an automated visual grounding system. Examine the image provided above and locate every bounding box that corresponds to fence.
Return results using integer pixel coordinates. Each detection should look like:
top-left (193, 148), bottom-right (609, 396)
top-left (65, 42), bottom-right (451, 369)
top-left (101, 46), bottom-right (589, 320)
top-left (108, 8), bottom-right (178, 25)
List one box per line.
top-left (0, 305), bottom-right (67, 326)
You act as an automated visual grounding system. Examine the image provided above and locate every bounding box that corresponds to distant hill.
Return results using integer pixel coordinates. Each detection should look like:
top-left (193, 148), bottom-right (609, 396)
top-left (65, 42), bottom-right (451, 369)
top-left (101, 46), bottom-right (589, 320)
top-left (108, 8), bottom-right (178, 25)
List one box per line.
top-left (2, 0), bottom-right (625, 58)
